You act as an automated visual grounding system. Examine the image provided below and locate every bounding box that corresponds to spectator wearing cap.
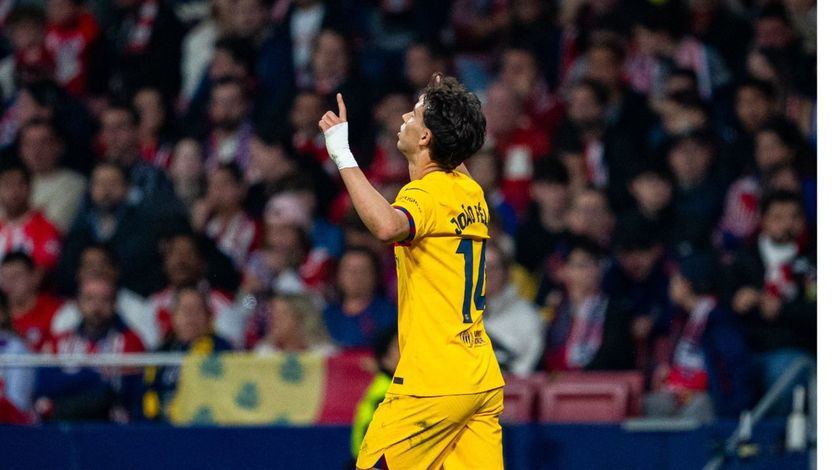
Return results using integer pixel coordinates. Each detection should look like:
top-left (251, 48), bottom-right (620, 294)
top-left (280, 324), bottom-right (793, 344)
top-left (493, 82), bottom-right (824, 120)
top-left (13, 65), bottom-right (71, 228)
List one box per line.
top-left (603, 218), bottom-right (672, 364)
top-left (0, 251), bottom-right (62, 351)
top-left (323, 247), bottom-right (396, 349)
top-left (57, 162), bottom-right (165, 297)
top-left (0, 290), bottom-right (35, 424)
top-left (513, 157), bottom-right (570, 276)
top-left (645, 252), bottom-right (751, 420)
top-left (52, 244), bottom-right (156, 350)
top-left (0, 159), bottom-right (62, 274)
top-left (724, 191), bottom-right (815, 415)
top-left (482, 242), bottom-right (543, 376)
top-left (37, 276), bottom-right (145, 422)
top-left (665, 129), bottom-right (725, 257)
top-left (191, 162), bottom-right (259, 270)
top-left (483, 81), bottom-right (551, 214)
top-left (143, 286), bottom-right (233, 422)
top-left (17, 118), bottom-right (86, 232)
top-left (542, 238), bottom-right (635, 373)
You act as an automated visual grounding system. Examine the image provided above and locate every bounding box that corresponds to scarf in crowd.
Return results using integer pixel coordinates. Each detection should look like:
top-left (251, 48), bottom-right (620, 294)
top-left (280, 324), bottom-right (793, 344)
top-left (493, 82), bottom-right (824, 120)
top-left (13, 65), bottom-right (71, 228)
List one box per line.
top-left (125, 0), bottom-right (159, 55)
top-left (666, 296), bottom-right (715, 392)
top-left (561, 294), bottom-right (608, 370)
top-left (759, 235), bottom-right (799, 300)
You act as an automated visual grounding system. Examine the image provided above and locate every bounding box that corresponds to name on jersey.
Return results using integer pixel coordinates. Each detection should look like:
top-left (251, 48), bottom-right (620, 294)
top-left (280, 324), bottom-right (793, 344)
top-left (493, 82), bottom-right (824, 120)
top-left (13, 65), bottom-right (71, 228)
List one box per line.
top-left (450, 202), bottom-right (489, 235)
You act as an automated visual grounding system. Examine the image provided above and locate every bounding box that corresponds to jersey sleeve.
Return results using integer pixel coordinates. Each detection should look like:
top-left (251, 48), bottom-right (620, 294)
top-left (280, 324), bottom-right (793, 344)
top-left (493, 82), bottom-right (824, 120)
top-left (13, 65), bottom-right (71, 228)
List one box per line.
top-left (391, 182), bottom-right (436, 243)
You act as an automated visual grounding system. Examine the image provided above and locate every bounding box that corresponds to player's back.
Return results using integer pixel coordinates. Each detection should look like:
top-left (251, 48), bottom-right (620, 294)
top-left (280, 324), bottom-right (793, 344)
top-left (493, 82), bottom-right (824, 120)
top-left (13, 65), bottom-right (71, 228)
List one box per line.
top-left (389, 170), bottom-right (504, 397)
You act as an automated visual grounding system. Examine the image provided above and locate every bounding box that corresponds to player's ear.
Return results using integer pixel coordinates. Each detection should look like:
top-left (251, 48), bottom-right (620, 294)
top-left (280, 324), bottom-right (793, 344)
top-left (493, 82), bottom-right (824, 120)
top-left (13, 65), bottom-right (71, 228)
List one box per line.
top-left (419, 128), bottom-right (432, 148)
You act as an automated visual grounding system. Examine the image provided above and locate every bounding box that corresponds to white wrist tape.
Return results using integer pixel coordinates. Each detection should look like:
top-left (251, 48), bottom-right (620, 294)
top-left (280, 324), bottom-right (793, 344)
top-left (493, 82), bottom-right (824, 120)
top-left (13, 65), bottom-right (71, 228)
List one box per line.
top-left (324, 122), bottom-right (358, 170)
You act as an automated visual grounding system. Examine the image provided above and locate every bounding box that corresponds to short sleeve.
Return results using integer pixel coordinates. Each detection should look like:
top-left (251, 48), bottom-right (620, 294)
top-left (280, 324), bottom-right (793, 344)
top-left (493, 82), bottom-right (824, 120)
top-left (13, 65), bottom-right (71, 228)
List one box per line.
top-left (392, 183), bottom-right (436, 243)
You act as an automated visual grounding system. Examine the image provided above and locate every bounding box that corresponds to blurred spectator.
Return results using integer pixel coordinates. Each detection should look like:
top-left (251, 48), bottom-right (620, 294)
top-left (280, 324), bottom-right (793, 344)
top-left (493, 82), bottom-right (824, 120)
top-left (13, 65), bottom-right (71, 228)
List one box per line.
top-left (467, 146), bottom-right (517, 237)
top-left (0, 5), bottom-right (52, 101)
top-left (142, 285), bottom-right (232, 422)
top-left (149, 232), bottom-right (236, 345)
top-left (51, 244), bottom-right (156, 350)
top-left (483, 81), bottom-right (550, 214)
top-left (604, 218), bottom-right (672, 360)
top-left (0, 159), bottom-right (62, 273)
top-left (44, 0), bottom-right (103, 97)
top-left (0, 291), bottom-right (35, 424)
top-left (17, 118), bottom-right (86, 232)
top-left (0, 251), bottom-right (62, 351)
top-left (646, 252), bottom-right (751, 420)
top-left (167, 137), bottom-right (206, 211)
top-left (565, 187), bottom-right (614, 249)
top-left (365, 91), bottom-right (411, 185)
top-left (288, 89), bottom-right (331, 176)
top-left (554, 79), bottom-right (637, 209)
top-left (57, 162), bottom-right (164, 296)
top-left (276, 0), bottom-right (344, 84)
top-left (244, 131), bottom-right (297, 215)
top-left (324, 247), bottom-right (396, 349)
top-left (725, 191), bottom-right (815, 414)
top-left (649, 90), bottom-right (710, 153)
top-left (720, 78), bottom-right (779, 181)
top-left (403, 41), bottom-right (449, 97)
top-left (37, 276), bottom-right (144, 421)
top-left (628, 5), bottom-right (730, 101)
top-left (351, 325), bottom-right (398, 460)
top-left (254, 292), bottom-right (332, 354)
top-left (622, 162), bottom-right (675, 245)
top-left (745, 46), bottom-right (814, 138)
top-left (542, 238), bottom-right (634, 372)
top-left (191, 163), bottom-right (259, 269)
top-left (665, 130), bottom-right (724, 257)
top-left (717, 119), bottom-right (812, 251)
top-left (483, 242), bottom-right (543, 376)
top-left (180, 0), bottom-right (236, 106)
top-left (687, 0), bottom-right (752, 77)
top-left (133, 86), bottom-right (176, 168)
top-left (497, 45), bottom-right (561, 134)
top-left (204, 77), bottom-right (254, 172)
top-left (514, 157), bottom-right (570, 275)
top-left (103, 0), bottom-right (185, 100)
top-left (98, 102), bottom-right (184, 222)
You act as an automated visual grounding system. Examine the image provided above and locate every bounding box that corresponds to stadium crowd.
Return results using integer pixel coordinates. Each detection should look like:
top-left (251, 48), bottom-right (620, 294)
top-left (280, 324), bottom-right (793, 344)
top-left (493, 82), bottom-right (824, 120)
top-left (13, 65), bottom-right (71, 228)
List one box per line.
top-left (0, 0), bottom-right (816, 424)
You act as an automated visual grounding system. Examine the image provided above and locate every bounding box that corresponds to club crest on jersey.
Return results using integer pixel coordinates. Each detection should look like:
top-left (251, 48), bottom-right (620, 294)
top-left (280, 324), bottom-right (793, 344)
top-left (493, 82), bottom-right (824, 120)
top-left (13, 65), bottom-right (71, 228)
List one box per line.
top-left (460, 330), bottom-right (486, 347)
top-left (450, 202), bottom-right (488, 235)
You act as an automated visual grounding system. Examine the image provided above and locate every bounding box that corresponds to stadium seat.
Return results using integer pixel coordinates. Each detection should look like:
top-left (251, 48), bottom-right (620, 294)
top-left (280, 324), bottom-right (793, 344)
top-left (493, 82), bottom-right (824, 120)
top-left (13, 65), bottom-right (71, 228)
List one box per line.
top-left (556, 371), bottom-right (645, 416)
top-left (501, 378), bottom-right (536, 423)
top-left (539, 381), bottom-right (630, 423)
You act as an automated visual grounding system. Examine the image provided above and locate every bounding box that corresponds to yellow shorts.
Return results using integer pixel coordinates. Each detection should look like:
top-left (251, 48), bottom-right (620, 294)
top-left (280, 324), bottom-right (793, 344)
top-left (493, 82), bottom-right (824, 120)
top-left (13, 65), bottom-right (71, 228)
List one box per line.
top-left (356, 387), bottom-right (504, 470)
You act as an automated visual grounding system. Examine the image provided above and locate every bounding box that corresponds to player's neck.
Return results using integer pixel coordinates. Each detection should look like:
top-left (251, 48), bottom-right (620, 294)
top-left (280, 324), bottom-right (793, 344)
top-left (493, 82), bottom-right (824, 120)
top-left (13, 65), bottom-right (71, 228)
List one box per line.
top-left (408, 151), bottom-right (446, 181)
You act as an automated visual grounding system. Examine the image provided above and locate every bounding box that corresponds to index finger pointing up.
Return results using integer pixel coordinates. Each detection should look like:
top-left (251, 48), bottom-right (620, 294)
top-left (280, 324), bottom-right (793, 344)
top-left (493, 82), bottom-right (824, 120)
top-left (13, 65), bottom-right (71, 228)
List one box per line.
top-left (337, 93), bottom-right (347, 121)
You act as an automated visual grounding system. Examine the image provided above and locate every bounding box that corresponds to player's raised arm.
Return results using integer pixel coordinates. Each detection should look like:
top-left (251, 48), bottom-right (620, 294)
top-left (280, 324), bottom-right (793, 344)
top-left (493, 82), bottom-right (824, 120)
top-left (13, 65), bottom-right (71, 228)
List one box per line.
top-left (319, 93), bottom-right (410, 243)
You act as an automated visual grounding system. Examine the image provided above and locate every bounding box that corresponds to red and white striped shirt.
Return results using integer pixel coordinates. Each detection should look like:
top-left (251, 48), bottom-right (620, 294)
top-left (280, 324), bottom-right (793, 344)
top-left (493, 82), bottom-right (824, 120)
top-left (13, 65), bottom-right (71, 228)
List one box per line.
top-left (0, 211), bottom-right (61, 271)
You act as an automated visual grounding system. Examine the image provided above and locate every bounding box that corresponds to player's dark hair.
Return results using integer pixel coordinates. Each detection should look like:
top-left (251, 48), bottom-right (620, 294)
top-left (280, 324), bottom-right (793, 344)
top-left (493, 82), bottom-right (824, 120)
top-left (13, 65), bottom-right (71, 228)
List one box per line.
top-left (420, 74), bottom-right (486, 171)
top-left (760, 189), bottom-right (804, 216)
top-left (1, 251), bottom-right (35, 271)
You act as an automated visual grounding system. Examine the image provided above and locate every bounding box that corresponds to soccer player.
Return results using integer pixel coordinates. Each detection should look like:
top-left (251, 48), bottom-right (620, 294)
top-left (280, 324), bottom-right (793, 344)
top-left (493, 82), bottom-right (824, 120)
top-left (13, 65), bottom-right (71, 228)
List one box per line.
top-left (319, 74), bottom-right (504, 469)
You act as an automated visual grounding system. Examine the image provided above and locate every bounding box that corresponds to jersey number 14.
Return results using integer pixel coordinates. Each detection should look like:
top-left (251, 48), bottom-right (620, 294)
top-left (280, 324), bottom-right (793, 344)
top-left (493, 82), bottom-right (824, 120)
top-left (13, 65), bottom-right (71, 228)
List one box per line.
top-left (456, 239), bottom-right (487, 324)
